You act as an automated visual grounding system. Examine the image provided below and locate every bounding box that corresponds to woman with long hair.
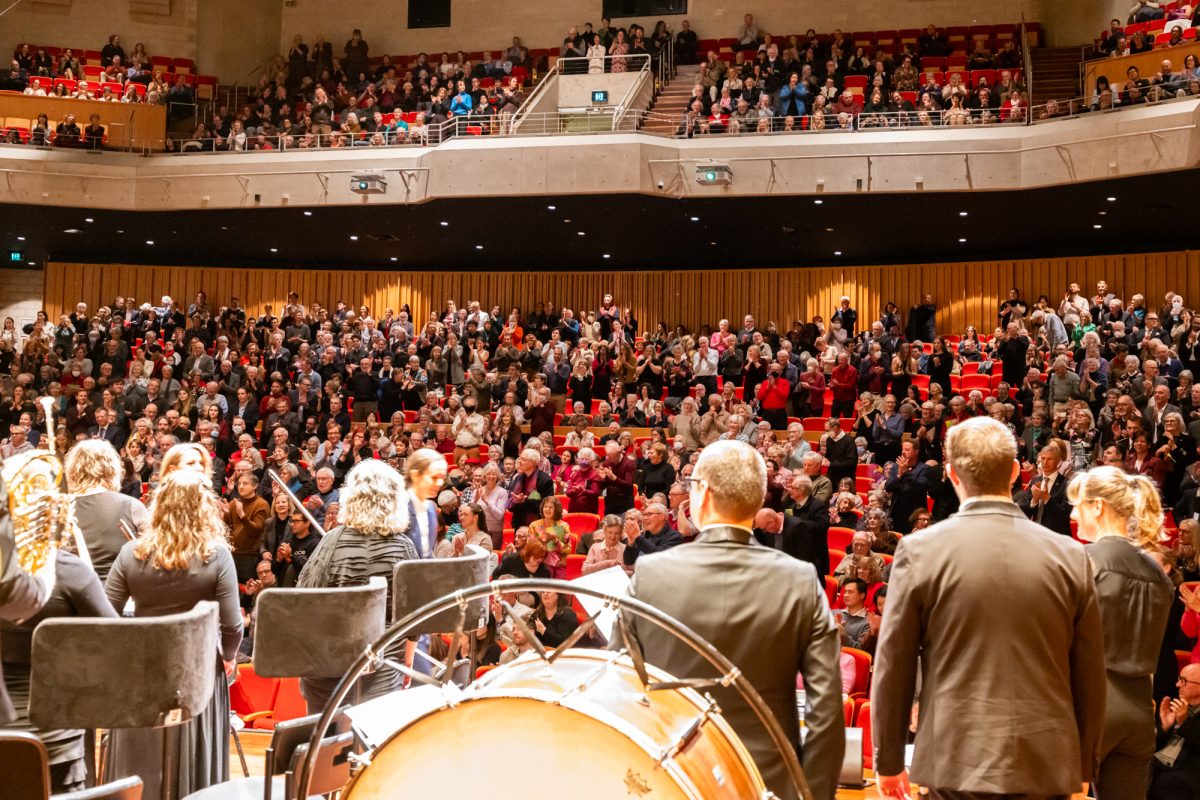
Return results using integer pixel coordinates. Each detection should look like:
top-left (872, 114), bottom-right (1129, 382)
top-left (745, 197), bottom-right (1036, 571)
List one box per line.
top-left (529, 495), bottom-right (571, 578)
top-left (1068, 466), bottom-right (1173, 799)
top-left (104, 469), bottom-right (242, 798)
top-left (533, 590), bottom-right (579, 647)
top-left (297, 459), bottom-right (418, 710)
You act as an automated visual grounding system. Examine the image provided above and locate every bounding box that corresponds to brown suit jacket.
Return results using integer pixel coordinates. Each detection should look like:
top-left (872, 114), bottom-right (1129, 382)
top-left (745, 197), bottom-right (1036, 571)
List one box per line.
top-left (616, 525), bottom-right (844, 800)
top-left (871, 499), bottom-right (1106, 794)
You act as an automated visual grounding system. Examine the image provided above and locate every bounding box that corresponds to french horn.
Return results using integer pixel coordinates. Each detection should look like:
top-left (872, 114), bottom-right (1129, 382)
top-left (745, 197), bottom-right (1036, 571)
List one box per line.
top-left (2, 396), bottom-right (86, 574)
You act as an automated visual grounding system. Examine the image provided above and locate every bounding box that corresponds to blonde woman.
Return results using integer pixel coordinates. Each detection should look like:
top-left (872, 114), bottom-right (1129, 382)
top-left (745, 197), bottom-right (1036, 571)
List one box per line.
top-left (1068, 466), bottom-right (1173, 799)
top-left (158, 441), bottom-right (212, 481)
top-left (65, 439), bottom-right (150, 582)
top-left (104, 469), bottom-right (241, 799)
top-left (298, 459), bottom-right (419, 709)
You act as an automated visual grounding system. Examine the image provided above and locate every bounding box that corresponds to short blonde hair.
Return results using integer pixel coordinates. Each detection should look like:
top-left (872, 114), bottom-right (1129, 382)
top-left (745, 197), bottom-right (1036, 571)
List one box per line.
top-left (339, 459), bottom-right (411, 535)
top-left (1067, 465), bottom-right (1164, 549)
top-left (693, 440), bottom-right (765, 523)
top-left (944, 417), bottom-right (1016, 496)
top-left (136, 469), bottom-right (228, 571)
top-left (65, 439), bottom-right (122, 492)
top-left (159, 442), bottom-right (213, 478)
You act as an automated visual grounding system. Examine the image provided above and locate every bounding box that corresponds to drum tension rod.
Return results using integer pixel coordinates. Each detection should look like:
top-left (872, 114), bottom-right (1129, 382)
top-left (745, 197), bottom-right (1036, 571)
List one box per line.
top-left (499, 598), bottom-right (551, 663)
top-left (558, 649), bottom-right (627, 703)
top-left (546, 607), bottom-right (604, 665)
top-left (654, 696), bottom-right (719, 768)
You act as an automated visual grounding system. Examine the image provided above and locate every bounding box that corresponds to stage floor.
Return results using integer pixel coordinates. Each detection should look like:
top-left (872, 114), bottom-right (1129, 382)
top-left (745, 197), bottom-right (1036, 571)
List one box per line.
top-left (231, 730), bottom-right (880, 798)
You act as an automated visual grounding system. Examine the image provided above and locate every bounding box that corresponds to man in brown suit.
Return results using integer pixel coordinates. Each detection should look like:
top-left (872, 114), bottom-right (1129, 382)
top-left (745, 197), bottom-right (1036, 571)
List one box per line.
top-left (615, 440), bottom-right (844, 800)
top-left (872, 416), bottom-right (1106, 800)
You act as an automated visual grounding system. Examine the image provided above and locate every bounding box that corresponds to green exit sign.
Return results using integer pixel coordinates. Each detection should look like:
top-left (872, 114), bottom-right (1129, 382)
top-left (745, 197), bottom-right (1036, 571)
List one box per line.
top-left (8, 251), bottom-right (22, 263)
top-left (592, 90), bottom-right (608, 103)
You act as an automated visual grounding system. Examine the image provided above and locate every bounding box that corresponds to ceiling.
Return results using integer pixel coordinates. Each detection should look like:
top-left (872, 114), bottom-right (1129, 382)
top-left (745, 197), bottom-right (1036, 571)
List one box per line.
top-left (1, 170), bottom-right (1195, 271)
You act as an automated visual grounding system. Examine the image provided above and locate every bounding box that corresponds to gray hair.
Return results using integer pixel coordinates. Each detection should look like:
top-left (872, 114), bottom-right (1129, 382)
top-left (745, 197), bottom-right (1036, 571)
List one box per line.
top-left (338, 460), bottom-right (411, 535)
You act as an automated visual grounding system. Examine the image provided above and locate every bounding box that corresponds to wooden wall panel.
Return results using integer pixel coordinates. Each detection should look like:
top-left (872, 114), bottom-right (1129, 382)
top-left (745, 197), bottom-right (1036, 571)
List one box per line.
top-left (43, 254), bottom-right (1199, 340)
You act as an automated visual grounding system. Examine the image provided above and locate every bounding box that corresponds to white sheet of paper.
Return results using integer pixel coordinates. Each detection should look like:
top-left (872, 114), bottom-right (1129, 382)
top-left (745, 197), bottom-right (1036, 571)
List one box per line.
top-left (345, 683), bottom-right (463, 748)
top-left (571, 565), bottom-right (631, 641)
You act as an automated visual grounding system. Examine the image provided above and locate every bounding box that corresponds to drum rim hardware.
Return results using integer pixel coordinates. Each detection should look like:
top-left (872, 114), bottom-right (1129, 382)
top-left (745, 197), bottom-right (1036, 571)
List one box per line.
top-left (296, 577), bottom-right (813, 800)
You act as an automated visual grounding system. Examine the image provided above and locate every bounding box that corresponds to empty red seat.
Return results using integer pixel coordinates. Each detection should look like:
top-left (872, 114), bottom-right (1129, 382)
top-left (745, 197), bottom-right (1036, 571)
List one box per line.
top-left (172, 57), bottom-right (194, 73)
top-left (857, 701), bottom-right (874, 770)
top-left (843, 647), bottom-right (873, 697)
top-left (150, 56), bottom-right (172, 69)
top-left (844, 75), bottom-right (868, 89)
top-left (899, 90), bottom-right (917, 103)
top-left (717, 37), bottom-right (738, 48)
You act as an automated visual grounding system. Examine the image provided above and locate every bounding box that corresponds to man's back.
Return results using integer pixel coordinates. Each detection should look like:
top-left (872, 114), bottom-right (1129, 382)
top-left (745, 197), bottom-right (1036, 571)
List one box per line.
top-left (872, 500), bottom-right (1105, 795)
top-left (623, 526), bottom-right (843, 800)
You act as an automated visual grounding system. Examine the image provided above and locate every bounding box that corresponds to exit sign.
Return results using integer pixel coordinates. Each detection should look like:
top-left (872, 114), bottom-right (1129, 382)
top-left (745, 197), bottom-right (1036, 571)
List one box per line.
top-left (8, 251), bottom-right (22, 263)
top-left (592, 90), bottom-right (608, 103)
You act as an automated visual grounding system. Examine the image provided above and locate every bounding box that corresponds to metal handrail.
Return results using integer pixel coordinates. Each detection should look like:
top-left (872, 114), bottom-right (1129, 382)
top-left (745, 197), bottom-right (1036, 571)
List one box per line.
top-left (509, 57), bottom-right (563, 132)
top-left (612, 53), bottom-right (654, 131)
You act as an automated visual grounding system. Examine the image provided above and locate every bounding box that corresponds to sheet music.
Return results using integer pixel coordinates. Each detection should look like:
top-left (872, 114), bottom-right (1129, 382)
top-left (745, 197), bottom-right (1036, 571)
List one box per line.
top-left (571, 565), bottom-right (631, 641)
top-left (345, 683), bottom-right (464, 748)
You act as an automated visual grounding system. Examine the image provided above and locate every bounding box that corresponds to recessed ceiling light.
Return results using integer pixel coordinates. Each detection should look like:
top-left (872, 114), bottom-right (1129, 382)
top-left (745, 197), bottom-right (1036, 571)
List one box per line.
top-left (1098, 211), bottom-right (1107, 216)
top-left (563, 219), bottom-right (572, 223)
top-left (349, 235), bottom-right (358, 241)
top-left (710, 241), bottom-right (716, 246)
top-left (16, 236), bottom-right (24, 241)
top-left (475, 245), bottom-right (483, 250)
top-left (577, 231), bottom-right (585, 236)
top-left (269, 248), bottom-right (278, 253)
top-left (958, 238), bottom-right (967, 243)
top-left (959, 211), bottom-right (968, 217)
top-left (813, 199), bottom-right (823, 205)
top-left (303, 211), bottom-right (312, 217)
top-left (825, 227), bottom-right (834, 232)
top-left (84, 218), bottom-right (93, 223)
top-left (1106, 196), bottom-right (1116, 202)
top-left (440, 221), bottom-right (449, 227)
top-left (26, 261), bottom-right (33, 266)
top-left (63, 228), bottom-right (81, 234)
top-left (390, 257), bottom-right (398, 262)
top-left (603, 254), bottom-right (611, 259)
top-left (1093, 224), bottom-right (1102, 229)
top-left (690, 216), bottom-right (700, 222)
top-left (834, 250), bottom-right (842, 255)
top-left (547, 205), bottom-right (556, 210)
top-left (146, 240), bottom-right (154, 245)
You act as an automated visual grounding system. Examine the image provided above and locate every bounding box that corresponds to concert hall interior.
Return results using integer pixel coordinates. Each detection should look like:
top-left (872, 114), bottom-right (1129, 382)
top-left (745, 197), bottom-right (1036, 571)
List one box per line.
top-left (4, 2), bottom-right (1200, 799)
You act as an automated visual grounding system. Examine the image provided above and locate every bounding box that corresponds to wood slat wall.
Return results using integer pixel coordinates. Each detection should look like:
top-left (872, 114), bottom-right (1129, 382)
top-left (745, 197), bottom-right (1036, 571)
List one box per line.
top-left (43, 253), bottom-right (1200, 338)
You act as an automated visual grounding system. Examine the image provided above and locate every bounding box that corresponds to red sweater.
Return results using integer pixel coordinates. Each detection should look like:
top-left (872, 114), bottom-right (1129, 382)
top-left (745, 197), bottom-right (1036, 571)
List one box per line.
top-left (830, 364), bottom-right (859, 402)
top-left (755, 376), bottom-right (790, 410)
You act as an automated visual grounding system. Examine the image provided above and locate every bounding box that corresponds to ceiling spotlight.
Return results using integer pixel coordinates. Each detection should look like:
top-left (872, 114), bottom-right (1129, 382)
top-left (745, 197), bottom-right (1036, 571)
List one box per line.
top-left (834, 250), bottom-right (842, 255)
top-left (84, 218), bottom-right (94, 223)
top-left (303, 211), bottom-right (312, 217)
top-left (16, 236), bottom-right (24, 241)
top-left (440, 221), bottom-right (449, 227)
top-left (547, 205), bottom-right (556, 210)
top-left (1098, 211), bottom-right (1107, 216)
top-left (690, 216), bottom-right (700, 222)
top-left (146, 240), bottom-right (154, 245)
top-left (577, 231), bottom-right (586, 237)
top-left (1093, 224), bottom-right (1103, 229)
top-left (1106, 196), bottom-right (1116, 202)
top-left (564, 219), bottom-right (572, 223)
top-left (814, 200), bottom-right (823, 205)
top-left (825, 227), bottom-right (835, 232)
top-left (958, 238), bottom-right (967, 243)
top-left (349, 235), bottom-right (358, 241)
top-left (475, 245), bottom-right (483, 250)
top-left (63, 229), bottom-right (81, 234)
top-left (390, 257), bottom-right (398, 262)
top-left (269, 248), bottom-right (278, 253)
top-left (959, 211), bottom-right (968, 217)
top-left (603, 254), bottom-right (611, 259)
top-left (26, 261), bottom-right (33, 266)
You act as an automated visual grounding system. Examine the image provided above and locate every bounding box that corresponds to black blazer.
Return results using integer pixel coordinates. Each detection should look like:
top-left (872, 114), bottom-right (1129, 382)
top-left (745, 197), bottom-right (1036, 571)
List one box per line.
top-left (1015, 473), bottom-right (1072, 536)
top-left (782, 498), bottom-right (831, 577)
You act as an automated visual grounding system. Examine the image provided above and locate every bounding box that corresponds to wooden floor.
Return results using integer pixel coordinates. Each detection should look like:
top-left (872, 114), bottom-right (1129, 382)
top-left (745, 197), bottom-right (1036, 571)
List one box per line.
top-left (230, 731), bottom-right (880, 798)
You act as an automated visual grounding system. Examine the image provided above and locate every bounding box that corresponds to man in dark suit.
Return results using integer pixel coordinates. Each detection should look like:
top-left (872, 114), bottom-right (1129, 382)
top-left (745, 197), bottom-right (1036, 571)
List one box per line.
top-left (615, 440), bottom-right (844, 800)
top-left (0, 474), bottom-right (53, 723)
top-left (1015, 445), bottom-right (1073, 536)
top-left (1151, 662), bottom-right (1200, 798)
top-left (873, 417), bottom-right (1106, 800)
top-left (507, 447), bottom-right (554, 529)
top-left (882, 439), bottom-right (932, 533)
top-left (755, 475), bottom-right (830, 577)
top-left (87, 408), bottom-right (123, 446)
top-left (231, 386), bottom-right (260, 431)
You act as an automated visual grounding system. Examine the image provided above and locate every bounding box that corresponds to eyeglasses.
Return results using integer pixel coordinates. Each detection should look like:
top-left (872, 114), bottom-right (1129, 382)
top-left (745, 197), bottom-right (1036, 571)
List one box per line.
top-left (1179, 677), bottom-right (1200, 687)
top-left (679, 477), bottom-right (707, 492)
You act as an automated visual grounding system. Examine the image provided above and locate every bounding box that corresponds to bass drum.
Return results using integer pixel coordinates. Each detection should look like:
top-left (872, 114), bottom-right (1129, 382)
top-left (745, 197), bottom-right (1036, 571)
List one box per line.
top-left (342, 649), bottom-right (770, 799)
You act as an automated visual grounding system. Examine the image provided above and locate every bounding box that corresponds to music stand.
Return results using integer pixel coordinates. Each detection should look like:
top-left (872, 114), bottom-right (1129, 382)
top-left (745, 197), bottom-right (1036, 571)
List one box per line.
top-left (252, 579), bottom-right (388, 680)
top-left (29, 602), bottom-right (219, 800)
top-left (391, 544), bottom-right (490, 635)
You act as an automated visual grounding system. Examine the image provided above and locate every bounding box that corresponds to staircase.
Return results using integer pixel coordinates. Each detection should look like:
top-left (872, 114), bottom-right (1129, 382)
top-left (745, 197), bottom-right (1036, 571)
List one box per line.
top-left (1030, 46), bottom-right (1082, 104)
top-left (641, 62), bottom-right (703, 134)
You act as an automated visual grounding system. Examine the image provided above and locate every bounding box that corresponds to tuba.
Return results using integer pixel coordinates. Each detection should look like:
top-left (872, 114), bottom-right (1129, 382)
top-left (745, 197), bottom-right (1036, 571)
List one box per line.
top-left (2, 396), bottom-right (86, 574)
